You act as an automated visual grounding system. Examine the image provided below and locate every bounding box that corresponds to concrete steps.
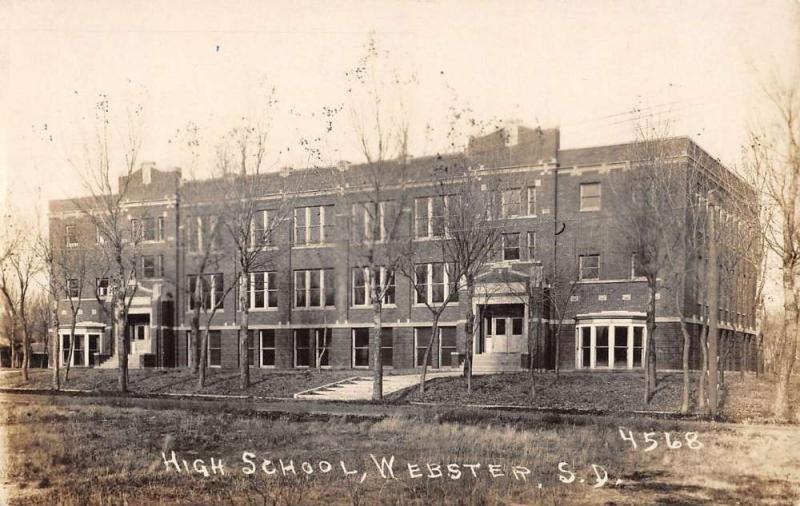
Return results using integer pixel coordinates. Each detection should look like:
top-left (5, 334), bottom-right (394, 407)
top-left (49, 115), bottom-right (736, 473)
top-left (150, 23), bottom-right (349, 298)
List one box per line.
top-left (472, 352), bottom-right (524, 374)
top-left (294, 371), bottom-right (462, 401)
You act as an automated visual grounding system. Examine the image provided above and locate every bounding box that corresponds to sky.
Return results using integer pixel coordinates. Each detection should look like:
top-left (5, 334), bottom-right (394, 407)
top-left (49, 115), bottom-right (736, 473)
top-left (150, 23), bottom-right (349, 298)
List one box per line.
top-left (0, 0), bottom-right (798, 225)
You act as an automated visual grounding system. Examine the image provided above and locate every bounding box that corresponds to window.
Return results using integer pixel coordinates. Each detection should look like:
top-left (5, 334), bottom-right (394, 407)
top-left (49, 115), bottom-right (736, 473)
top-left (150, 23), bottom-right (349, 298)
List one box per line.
top-left (595, 326), bottom-right (609, 367)
top-left (88, 335), bottom-right (99, 366)
top-left (186, 216), bottom-right (201, 253)
top-left (382, 269), bottom-right (396, 305)
top-left (526, 186), bottom-right (537, 215)
top-left (352, 267), bottom-right (395, 307)
top-left (72, 334), bottom-right (84, 366)
top-left (259, 329), bottom-right (275, 367)
top-left (188, 273), bottom-right (224, 310)
top-left (614, 326), bottom-right (628, 366)
top-left (294, 205), bottom-right (334, 245)
top-left (579, 183), bottom-right (601, 211)
top-left (527, 231), bottom-right (536, 260)
top-left (316, 328), bottom-right (331, 367)
top-left (579, 254), bottom-right (600, 280)
top-left (576, 324), bottom-right (646, 369)
top-left (414, 263), bottom-right (458, 305)
top-left (247, 331), bottom-right (256, 366)
top-left (62, 335), bottom-right (70, 365)
top-left (249, 271), bottom-right (278, 309)
top-left (381, 328), bottom-right (393, 367)
top-left (501, 188), bottom-right (522, 217)
top-left (67, 279), bottom-right (80, 298)
top-left (440, 327), bottom-right (457, 367)
top-left (579, 327), bottom-right (591, 369)
top-left (141, 255), bottom-right (163, 279)
top-left (65, 225), bottom-right (78, 247)
top-left (132, 217), bottom-right (161, 242)
top-left (414, 327), bottom-right (434, 367)
top-left (352, 328), bottom-right (370, 367)
top-left (631, 254), bottom-right (647, 279)
top-left (352, 267), bottom-right (368, 306)
top-left (632, 327), bottom-right (643, 367)
top-left (96, 278), bottom-right (109, 297)
top-left (294, 269), bottom-right (335, 308)
top-left (294, 329), bottom-right (313, 367)
top-left (502, 233), bottom-right (520, 261)
top-left (351, 201), bottom-right (394, 242)
top-left (415, 196), bottom-right (447, 238)
top-left (251, 209), bottom-right (275, 249)
top-left (208, 330), bottom-right (221, 367)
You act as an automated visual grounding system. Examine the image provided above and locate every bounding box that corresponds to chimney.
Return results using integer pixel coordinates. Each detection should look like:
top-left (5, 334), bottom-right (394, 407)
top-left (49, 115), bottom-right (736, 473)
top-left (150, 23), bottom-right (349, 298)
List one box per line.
top-left (141, 161), bottom-right (155, 185)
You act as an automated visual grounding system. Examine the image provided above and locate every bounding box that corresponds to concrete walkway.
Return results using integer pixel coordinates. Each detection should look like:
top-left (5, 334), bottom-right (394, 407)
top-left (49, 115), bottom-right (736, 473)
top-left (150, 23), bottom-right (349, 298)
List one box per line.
top-left (294, 370), bottom-right (462, 401)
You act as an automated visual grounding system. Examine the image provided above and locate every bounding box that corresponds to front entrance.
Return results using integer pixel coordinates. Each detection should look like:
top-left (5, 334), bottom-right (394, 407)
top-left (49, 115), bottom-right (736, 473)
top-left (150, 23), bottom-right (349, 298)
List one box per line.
top-left (479, 304), bottom-right (525, 354)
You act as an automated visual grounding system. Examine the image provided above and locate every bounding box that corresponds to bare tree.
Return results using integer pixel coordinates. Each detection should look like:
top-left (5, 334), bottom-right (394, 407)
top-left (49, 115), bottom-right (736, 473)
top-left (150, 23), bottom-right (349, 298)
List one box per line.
top-left (437, 167), bottom-right (501, 394)
top-left (610, 120), bottom-right (684, 403)
top-left (36, 228), bottom-right (62, 389)
top-left (745, 82), bottom-right (800, 421)
top-left (213, 97), bottom-right (295, 390)
top-left (70, 96), bottom-right (143, 393)
top-left (0, 221), bottom-right (42, 382)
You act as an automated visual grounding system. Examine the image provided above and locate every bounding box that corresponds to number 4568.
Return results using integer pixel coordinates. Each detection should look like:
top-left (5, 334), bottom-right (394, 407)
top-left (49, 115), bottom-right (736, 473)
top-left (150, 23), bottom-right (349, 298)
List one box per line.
top-left (618, 427), bottom-right (703, 451)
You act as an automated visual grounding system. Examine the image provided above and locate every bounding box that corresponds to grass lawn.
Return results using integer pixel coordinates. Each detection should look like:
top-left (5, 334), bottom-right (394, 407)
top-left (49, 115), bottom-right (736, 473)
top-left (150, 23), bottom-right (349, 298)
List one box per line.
top-left (2, 398), bottom-right (799, 505)
top-left (0, 368), bottom-right (360, 399)
top-left (396, 371), bottom-right (800, 424)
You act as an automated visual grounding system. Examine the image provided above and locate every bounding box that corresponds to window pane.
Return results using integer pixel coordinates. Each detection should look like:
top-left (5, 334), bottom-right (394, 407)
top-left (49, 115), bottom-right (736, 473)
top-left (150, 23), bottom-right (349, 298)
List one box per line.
top-left (595, 326), bottom-right (609, 367)
top-left (324, 269), bottom-right (335, 306)
top-left (317, 329), bottom-right (331, 367)
top-left (354, 328), bottom-right (370, 347)
top-left (309, 270), bottom-right (321, 307)
top-left (503, 233), bottom-right (520, 261)
top-left (295, 271), bottom-right (306, 307)
top-left (380, 328), bottom-right (393, 367)
top-left (511, 318), bottom-right (523, 335)
top-left (614, 327), bottom-right (629, 368)
top-left (415, 198), bottom-right (429, 238)
top-left (633, 327), bottom-right (644, 367)
top-left (260, 329), bottom-right (275, 348)
top-left (495, 318), bottom-right (506, 335)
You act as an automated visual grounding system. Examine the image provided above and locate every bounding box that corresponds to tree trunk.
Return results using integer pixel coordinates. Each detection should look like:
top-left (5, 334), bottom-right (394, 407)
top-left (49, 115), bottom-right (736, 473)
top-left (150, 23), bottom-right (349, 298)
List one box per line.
top-left (372, 301), bottom-right (383, 401)
top-left (698, 322), bottom-right (709, 414)
top-left (199, 327), bottom-right (208, 388)
top-left (464, 276), bottom-right (475, 395)
top-left (554, 323), bottom-right (561, 381)
top-left (21, 318), bottom-right (30, 381)
top-left (419, 315), bottom-right (440, 394)
top-left (706, 198), bottom-right (720, 416)
top-left (65, 320), bottom-right (77, 382)
top-left (51, 308), bottom-right (60, 390)
top-left (9, 319), bottom-right (16, 368)
top-left (115, 296), bottom-right (128, 393)
top-left (773, 265), bottom-right (798, 421)
top-left (644, 279), bottom-right (657, 403)
top-left (239, 306), bottom-right (250, 390)
top-left (190, 311), bottom-right (200, 374)
top-left (678, 313), bottom-right (691, 414)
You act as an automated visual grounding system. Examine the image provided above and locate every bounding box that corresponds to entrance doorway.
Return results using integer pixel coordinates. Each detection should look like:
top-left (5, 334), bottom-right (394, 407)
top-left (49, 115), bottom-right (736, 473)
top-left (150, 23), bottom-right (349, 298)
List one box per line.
top-left (478, 304), bottom-right (525, 353)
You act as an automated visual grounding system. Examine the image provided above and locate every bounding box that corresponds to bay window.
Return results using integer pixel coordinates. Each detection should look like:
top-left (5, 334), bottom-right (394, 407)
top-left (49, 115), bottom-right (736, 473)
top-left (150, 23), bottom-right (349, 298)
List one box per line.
top-left (575, 322), bottom-right (646, 369)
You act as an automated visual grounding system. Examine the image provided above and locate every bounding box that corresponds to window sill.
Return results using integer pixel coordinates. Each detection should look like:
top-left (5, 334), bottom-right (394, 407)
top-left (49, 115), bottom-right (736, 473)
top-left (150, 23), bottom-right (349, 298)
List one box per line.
top-left (292, 243), bottom-right (332, 249)
top-left (259, 365), bottom-right (276, 369)
top-left (351, 304), bottom-right (398, 309)
top-left (247, 307), bottom-right (279, 312)
top-left (248, 246), bottom-right (279, 252)
top-left (579, 208), bottom-right (601, 212)
top-left (292, 306), bottom-right (337, 311)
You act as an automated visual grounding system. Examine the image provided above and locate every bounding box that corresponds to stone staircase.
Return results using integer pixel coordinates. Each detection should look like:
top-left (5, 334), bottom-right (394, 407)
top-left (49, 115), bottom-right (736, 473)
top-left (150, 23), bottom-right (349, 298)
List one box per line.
top-left (472, 352), bottom-right (524, 374)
